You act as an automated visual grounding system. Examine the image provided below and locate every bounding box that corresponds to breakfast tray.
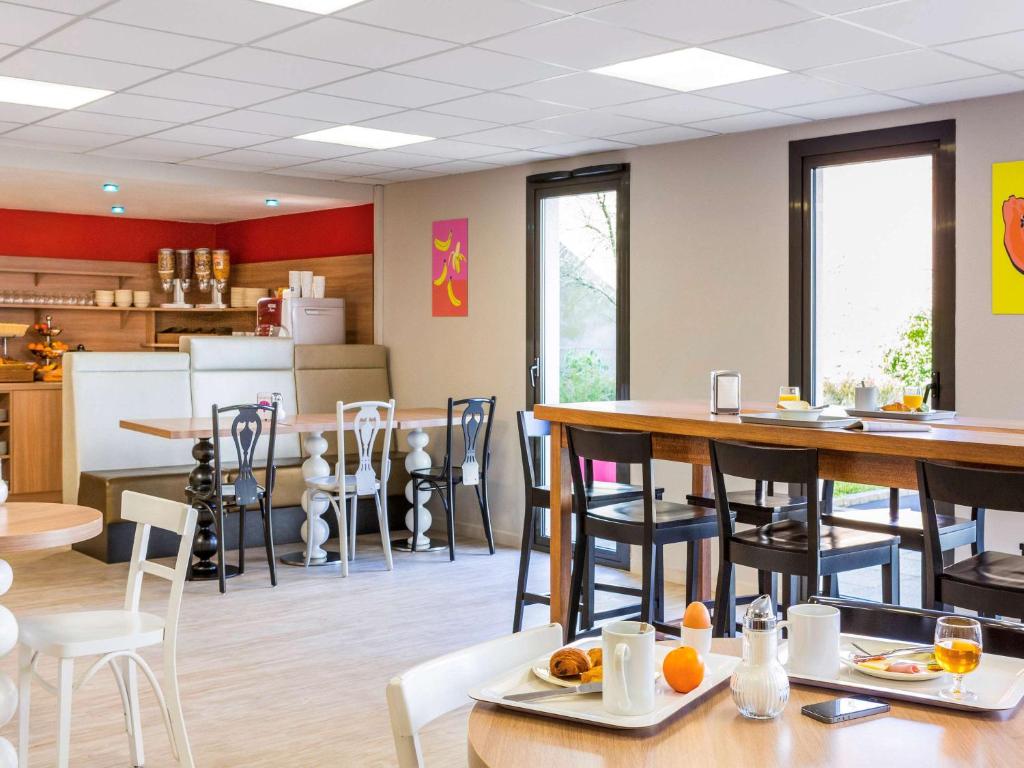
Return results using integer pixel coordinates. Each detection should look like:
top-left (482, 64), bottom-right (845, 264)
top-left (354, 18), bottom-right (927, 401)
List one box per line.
top-left (739, 412), bottom-right (858, 430)
top-left (470, 646), bottom-right (739, 729)
top-left (846, 409), bottom-right (957, 421)
top-left (784, 634), bottom-right (1024, 712)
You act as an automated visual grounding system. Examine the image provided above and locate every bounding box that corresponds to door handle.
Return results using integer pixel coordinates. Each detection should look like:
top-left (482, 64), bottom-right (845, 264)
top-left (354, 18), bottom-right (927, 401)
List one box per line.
top-left (924, 371), bottom-right (940, 408)
top-left (529, 357), bottom-right (540, 389)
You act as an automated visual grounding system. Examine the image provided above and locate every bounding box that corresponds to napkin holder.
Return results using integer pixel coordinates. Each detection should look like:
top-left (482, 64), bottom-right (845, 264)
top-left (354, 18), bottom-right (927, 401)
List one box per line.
top-left (711, 370), bottom-right (741, 414)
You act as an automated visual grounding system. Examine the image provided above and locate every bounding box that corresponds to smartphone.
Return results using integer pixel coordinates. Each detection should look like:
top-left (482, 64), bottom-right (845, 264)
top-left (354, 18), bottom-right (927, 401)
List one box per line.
top-left (801, 696), bottom-right (890, 724)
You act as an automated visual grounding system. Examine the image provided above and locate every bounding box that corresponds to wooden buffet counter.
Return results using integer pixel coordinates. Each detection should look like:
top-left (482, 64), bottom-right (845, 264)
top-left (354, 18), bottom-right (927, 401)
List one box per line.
top-left (0, 381), bottom-right (61, 501)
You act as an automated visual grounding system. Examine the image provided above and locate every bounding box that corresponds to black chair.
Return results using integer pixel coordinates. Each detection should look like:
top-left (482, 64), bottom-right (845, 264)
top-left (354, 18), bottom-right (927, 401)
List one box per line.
top-left (411, 396), bottom-right (496, 561)
top-left (565, 426), bottom-right (721, 641)
top-left (206, 403), bottom-right (278, 594)
top-left (710, 440), bottom-right (900, 637)
top-left (512, 411), bottom-right (665, 633)
top-left (687, 482), bottom-right (806, 522)
top-left (917, 460), bottom-right (1024, 617)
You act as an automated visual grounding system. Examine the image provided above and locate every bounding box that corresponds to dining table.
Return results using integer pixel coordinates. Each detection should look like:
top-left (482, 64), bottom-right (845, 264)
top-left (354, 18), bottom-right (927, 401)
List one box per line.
top-left (120, 407), bottom-right (457, 579)
top-left (467, 637), bottom-right (1022, 767)
top-left (534, 399), bottom-right (1024, 634)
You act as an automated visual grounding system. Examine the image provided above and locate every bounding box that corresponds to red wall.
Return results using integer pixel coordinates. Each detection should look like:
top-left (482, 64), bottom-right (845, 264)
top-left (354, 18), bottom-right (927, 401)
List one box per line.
top-left (0, 203), bottom-right (374, 264)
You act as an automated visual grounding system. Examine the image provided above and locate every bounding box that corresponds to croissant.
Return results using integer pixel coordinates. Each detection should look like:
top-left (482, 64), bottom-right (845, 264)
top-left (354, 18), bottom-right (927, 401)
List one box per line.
top-left (587, 648), bottom-right (602, 667)
top-left (581, 665), bottom-right (603, 684)
top-left (549, 647), bottom-right (592, 679)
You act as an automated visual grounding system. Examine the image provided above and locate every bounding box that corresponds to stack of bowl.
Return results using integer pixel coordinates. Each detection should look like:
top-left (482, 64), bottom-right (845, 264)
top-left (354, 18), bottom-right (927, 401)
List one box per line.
top-left (133, 291), bottom-right (151, 308)
top-left (114, 289), bottom-right (133, 308)
top-left (244, 287), bottom-right (267, 307)
top-left (94, 290), bottom-right (114, 308)
top-left (230, 287), bottom-right (246, 308)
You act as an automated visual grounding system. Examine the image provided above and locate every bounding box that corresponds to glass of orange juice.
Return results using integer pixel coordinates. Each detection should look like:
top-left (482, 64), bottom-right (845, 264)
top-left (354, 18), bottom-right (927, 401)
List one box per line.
top-left (779, 386), bottom-right (800, 404)
top-left (935, 616), bottom-right (982, 701)
top-left (903, 386), bottom-right (925, 411)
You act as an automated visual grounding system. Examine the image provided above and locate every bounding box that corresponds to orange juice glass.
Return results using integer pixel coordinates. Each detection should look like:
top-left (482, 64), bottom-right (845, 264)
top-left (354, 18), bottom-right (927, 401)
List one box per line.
top-left (778, 386), bottom-right (800, 405)
top-left (903, 386), bottom-right (924, 411)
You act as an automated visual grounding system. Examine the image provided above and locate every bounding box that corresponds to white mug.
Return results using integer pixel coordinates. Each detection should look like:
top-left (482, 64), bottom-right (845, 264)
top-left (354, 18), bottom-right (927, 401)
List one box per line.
top-left (602, 620), bottom-right (656, 716)
top-left (299, 271), bottom-right (314, 298)
top-left (854, 385), bottom-right (879, 411)
top-left (781, 604), bottom-right (840, 678)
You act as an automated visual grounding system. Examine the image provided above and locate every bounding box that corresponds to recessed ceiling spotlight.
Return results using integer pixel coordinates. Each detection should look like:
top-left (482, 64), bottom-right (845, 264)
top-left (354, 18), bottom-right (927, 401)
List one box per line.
top-left (252, 0), bottom-right (368, 13)
top-left (111, 205), bottom-right (125, 214)
top-left (593, 48), bottom-right (786, 92)
top-left (265, 198), bottom-right (280, 207)
top-left (0, 75), bottom-right (111, 110)
top-left (295, 125), bottom-right (434, 149)
top-left (102, 182), bottom-right (119, 193)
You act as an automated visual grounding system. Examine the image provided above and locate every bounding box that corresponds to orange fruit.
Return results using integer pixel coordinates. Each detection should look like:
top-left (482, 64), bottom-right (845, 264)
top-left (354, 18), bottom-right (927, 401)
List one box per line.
top-left (682, 601), bottom-right (711, 629)
top-left (663, 646), bottom-right (705, 694)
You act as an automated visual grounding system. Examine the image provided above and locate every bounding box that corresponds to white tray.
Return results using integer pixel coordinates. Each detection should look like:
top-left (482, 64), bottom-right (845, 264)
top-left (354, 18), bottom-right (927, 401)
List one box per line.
top-left (846, 408), bottom-right (957, 421)
top-left (784, 634), bottom-right (1024, 712)
top-left (739, 412), bottom-right (858, 429)
top-left (469, 645), bottom-right (739, 729)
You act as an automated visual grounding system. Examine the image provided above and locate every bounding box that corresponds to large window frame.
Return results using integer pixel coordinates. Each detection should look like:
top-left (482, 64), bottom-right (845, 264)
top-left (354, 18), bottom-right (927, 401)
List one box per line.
top-left (788, 121), bottom-right (956, 410)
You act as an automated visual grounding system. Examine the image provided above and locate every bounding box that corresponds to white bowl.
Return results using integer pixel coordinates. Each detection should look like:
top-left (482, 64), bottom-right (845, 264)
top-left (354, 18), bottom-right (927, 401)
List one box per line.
top-left (96, 299), bottom-right (114, 308)
top-left (777, 407), bottom-right (827, 421)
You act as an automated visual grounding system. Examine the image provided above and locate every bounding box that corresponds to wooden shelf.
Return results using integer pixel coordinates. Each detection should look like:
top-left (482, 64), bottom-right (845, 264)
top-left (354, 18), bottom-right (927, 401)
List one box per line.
top-left (0, 303), bottom-right (255, 313)
top-left (139, 343), bottom-right (180, 349)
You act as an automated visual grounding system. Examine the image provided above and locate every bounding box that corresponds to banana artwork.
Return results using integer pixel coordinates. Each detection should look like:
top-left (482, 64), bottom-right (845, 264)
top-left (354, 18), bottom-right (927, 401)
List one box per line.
top-left (433, 238), bottom-right (465, 306)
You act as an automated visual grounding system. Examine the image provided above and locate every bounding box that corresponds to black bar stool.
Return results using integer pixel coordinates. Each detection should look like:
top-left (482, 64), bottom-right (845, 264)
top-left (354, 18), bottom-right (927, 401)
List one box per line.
top-left (512, 411), bottom-right (666, 633)
top-left (710, 440), bottom-right (900, 637)
top-left (565, 426), bottom-right (721, 641)
top-left (917, 460), bottom-right (1024, 617)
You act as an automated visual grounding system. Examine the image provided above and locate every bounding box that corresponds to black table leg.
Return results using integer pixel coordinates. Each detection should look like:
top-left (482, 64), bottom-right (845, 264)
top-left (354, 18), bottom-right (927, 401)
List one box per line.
top-left (187, 436), bottom-right (238, 582)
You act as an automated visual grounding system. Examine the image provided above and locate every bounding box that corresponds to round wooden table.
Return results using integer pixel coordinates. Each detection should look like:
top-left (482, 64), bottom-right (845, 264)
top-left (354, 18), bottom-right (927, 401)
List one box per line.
top-left (468, 639), bottom-right (1023, 768)
top-left (0, 503), bottom-right (102, 765)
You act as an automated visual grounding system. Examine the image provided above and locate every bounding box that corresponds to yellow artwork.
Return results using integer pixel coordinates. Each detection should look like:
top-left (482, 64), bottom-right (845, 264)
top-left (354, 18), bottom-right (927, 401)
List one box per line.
top-left (992, 160), bottom-right (1024, 314)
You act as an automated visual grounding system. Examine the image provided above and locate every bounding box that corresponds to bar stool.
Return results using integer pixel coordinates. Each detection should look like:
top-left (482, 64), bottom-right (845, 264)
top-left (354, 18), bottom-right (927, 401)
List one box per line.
top-left (917, 460), bottom-right (1024, 617)
top-left (512, 411), bottom-right (665, 633)
top-left (710, 440), bottom-right (900, 637)
top-left (566, 426), bottom-right (722, 641)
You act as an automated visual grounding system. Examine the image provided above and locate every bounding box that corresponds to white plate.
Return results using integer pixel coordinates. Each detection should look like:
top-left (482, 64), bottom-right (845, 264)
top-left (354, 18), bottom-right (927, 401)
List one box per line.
top-left (532, 640), bottom-right (664, 687)
top-left (841, 652), bottom-right (943, 682)
top-left (740, 412), bottom-right (858, 429)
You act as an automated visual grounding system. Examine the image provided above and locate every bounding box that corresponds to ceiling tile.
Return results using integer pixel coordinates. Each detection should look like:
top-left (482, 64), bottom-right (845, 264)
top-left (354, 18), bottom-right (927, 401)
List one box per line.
top-left (585, 0), bottom-right (814, 44)
top-left (339, 0), bottom-right (563, 44)
top-left (187, 148), bottom-right (308, 170)
top-left (612, 124), bottom-right (715, 144)
top-left (363, 168), bottom-right (440, 182)
top-left (8, 0), bottom-right (110, 11)
top-left (527, 110), bottom-right (664, 136)
top-left (187, 48), bottom-right (365, 90)
top-left (0, 43), bottom-right (13, 57)
top-left (1, 124), bottom-right (121, 150)
top-left (355, 109), bottom-right (496, 137)
top-left (246, 137), bottom-right (368, 158)
top-left (480, 16), bottom-right (679, 69)
top-left (95, 0), bottom-right (314, 44)
top-left (0, 49), bottom-right (164, 90)
top-left (786, 0), bottom-right (893, 12)
top-left (534, 137), bottom-right (633, 155)
top-left (426, 92), bottom-right (578, 123)
top-left (504, 72), bottom-right (673, 108)
top-left (890, 74), bottom-right (1024, 105)
top-left (708, 18), bottom-right (914, 71)
top-left (258, 18), bottom-right (453, 68)
top-left (473, 148), bottom-right (558, 165)
top-left (130, 73), bottom-right (291, 108)
top-left (395, 138), bottom-right (507, 159)
top-left (0, 103), bottom-right (60, 123)
top-left (783, 93), bottom-right (916, 119)
top-left (266, 165), bottom-right (357, 180)
top-left (37, 19), bottom-right (233, 69)
top-left (254, 92), bottom-right (396, 123)
top-left (149, 124), bottom-right (274, 148)
top-left (0, 2), bottom-right (71, 46)
top-left (695, 73), bottom-right (866, 109)
top-left (686, 110), bottom-right (809, 133)
top-left (281, 158), bottom-right (392, 177)
top-left (811, 50), bottom-right (994, 90)
top-left (37, 110), bottom-right (175, 137)
top-left (313, 71), bottom-right (479, 108)
top-left (522, 0), bottom-right (619, 9)
top-left (199, 109), bottom-right (335, 136)
top-left (457, 124), bottom-right (574, 149)
top-left (605, 93), bottom-right (753, 123)
top-left (345, 149), bottom-right (447, 168)
top-left (0, 121), bottom-right (19, 133)
top-left (941, 31), bottom-right (1024, 72)
top-left (389, 47), bottom-right (570, 89)
top-left (91, 136), bottom-right (226, 162)
top-left (844, 0), bottom-right (1024, 46)
top-left (82, 93), bottom-right (230, 122)
top-left (415, 159), bottom-right (501, 174)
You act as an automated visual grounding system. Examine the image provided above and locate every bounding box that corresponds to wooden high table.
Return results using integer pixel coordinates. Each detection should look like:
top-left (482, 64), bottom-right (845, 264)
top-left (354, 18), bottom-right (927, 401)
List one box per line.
top-left (120, 408), bottom-right (455, 579)
top-left (467, 638), bottom-right (1022, 767)
top-left (534, 399), bottom-right (1024, 631)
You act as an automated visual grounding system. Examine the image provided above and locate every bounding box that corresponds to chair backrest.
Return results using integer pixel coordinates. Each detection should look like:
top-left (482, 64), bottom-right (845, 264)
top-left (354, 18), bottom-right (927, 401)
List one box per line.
top-left (566, 426), bottom-right (654, 527)
top-left (442, 396), bottom-right (496, 476)
top-left (336, 400), bottom-right (396, 495)
top-left (212, 403), bottom-right (278, 507)
top-left (120, 491), bottom-right (198, 646)
top-left (516, 410), bottom-right (550, 495)
top-left (386, 623), bottom-right (562, 768)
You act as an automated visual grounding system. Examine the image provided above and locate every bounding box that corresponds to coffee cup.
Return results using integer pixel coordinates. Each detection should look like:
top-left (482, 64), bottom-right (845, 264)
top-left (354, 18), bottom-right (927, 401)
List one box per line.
top-left (780, 603), bottom-right (840, 678)
top-left (855, 385), bottom-right (879, 412)
top-left (602, 620), bottom-right (656, 716)
top-left (299, 271), bottom-right (314, 298)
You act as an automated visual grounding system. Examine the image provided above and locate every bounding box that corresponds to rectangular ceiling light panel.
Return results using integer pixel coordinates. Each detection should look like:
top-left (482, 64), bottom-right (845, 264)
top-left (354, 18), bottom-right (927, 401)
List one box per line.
top-left (295, 124), bottom-right (435, 149)
top-left (594, 48), bottom-right (786, 92)
top-left (0, 75), bottom-right (112, 109)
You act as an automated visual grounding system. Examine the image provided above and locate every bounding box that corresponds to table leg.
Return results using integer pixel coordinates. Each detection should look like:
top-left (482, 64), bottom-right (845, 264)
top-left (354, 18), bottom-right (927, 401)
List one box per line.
top-left (0, 560), bottom-right (17, 766)
top-left (691, 463), bottom-right (714, 602)
top-left (281, 430), bottom-right (341, 567)
top-left (187, 437), bottom-right (238, 581)
top-left (393, 427), bottom-right (446, 552)
top-left (549, 422), bottom-right (572, 638)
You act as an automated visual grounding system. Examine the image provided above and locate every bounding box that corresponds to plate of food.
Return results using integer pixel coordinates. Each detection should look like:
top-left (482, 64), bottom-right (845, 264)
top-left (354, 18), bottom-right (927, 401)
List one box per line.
top-left (534, 642), bottom-right (666, 687)
top-left (842, 649), bottom-right (944, 682)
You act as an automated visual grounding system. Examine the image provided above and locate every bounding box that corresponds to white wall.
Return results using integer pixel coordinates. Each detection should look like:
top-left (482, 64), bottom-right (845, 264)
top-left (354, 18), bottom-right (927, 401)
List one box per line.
top-left (381, 90), bottom-right (1024, 561)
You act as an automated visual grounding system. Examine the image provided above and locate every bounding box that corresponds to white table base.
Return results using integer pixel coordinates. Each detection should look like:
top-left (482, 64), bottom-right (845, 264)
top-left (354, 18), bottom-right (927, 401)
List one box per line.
top-left (0, 560), bottom-right (20, 766)
top-left (392, 428), bottom-right (447, 552)
top-left (282, 430), bottom-right (343, 567)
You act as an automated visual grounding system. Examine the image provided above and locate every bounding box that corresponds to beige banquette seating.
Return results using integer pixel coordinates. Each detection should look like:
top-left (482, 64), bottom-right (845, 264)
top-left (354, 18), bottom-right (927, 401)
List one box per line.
top-left (65, 338), bottom-right (405, 563)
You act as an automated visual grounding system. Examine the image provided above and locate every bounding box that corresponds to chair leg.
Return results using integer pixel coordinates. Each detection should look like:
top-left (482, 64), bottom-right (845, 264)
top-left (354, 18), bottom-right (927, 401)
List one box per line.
top-left (260, 498), bottom-right (277, 587)
top-left (654, 545), bottom-right (665, 623)
top-left (237, 504), bottom-right (246, 575)
top-left (215, 504), bottom-right (227, 595)
top-left (56, 658), bottom-right (74, 768)
top-left (475, 483), bottom-right (495, 555)
top-left (163, 651), bottom-right (194, 768)
top-left (349, 495), bottom-right (358, 562)
top-left (330, 497), bottom-right (348, 578)
top-left (882, 542), bottom-right (900, 605)
top-left (412, 479), bottom-right (420, 551)
top-left (446, 480), bottom-right (456, 562)
top-left (375, 491), bottom-right (393, 571)
top-left (821, 574), bottom-right (839, 598)
top-left (639, 537), bottom-right (656, 627)
top-left (684, 541), bottom-right (698, 607)
top-left (566, 531), bottom-right (588, 643)
top-left (513, 506), bottom-right (535, 633)
top-left (123, 657), bottom-right (145, 767)
top-left (18, 645), bottom-right (31, 768)
top-left (713, 562), bottom-right (735, 638)
top-left (581, 538), bottom-right (596, 631)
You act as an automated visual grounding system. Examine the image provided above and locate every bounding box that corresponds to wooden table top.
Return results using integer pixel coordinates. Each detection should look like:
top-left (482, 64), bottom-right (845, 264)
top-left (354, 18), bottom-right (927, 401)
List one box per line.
top-left (0, 503), bottom-right (102, 553)
top-left (120, 407), bottom-right (454, 440)
top-left (468, 638), bottom-right (1023, 768)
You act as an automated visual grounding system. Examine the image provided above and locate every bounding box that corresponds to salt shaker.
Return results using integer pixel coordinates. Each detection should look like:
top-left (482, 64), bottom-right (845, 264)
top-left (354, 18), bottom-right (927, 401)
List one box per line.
top-left (730, 594), bottom-right (789, 719)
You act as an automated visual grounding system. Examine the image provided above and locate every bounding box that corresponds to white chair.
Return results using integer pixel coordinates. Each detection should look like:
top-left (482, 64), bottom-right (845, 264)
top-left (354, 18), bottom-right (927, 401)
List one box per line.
top-left (386, 623), bottom-right (563, 768)
top-left (306, 399), bottom-right (396, 576)
top-left (18, 492), bottom-right (197, 768)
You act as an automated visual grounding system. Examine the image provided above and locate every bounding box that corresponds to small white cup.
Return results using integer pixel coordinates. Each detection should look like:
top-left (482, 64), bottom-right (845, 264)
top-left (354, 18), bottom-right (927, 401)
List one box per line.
top-left (602, 620), bottom-right (656, 716)
top-left (311, 275), bottom-right (326, 299)
top-left (854, 385), bottom-right (879, 411)
top-left (299, 271), bottom-right (314, 298)
top-left (681, 625), bottom-right (712, 658)
top-left (288, 270), bottom-right (301, 295)
top-left (781, 603), bottom-right (840, 678)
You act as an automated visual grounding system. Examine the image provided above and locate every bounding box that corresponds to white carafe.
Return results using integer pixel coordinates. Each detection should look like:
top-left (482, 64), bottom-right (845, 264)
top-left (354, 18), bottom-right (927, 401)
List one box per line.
top-left (730, 594), bottom-right (789, 719)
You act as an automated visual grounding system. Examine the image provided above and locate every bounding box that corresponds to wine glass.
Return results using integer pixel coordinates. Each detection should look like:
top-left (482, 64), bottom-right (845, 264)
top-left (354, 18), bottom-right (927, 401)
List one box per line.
top-left (935, 616), bottom-right (982, 701)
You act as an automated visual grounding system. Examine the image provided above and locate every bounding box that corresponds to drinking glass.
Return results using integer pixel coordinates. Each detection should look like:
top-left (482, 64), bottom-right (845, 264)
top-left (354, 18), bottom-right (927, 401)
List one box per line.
top-left (903, 385), bottom-right (924, 411)
top-left (935, 616), bottom-right (982, 701)
top-left (779, 386), bottom-right (800, 403)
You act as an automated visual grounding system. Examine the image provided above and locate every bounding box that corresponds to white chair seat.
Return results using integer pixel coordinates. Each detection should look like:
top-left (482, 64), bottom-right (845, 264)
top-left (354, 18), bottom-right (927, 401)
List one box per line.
top-left (20, 610), bottom-right (165, 658)
top-left (306, 474), bottom-right (381, 494)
